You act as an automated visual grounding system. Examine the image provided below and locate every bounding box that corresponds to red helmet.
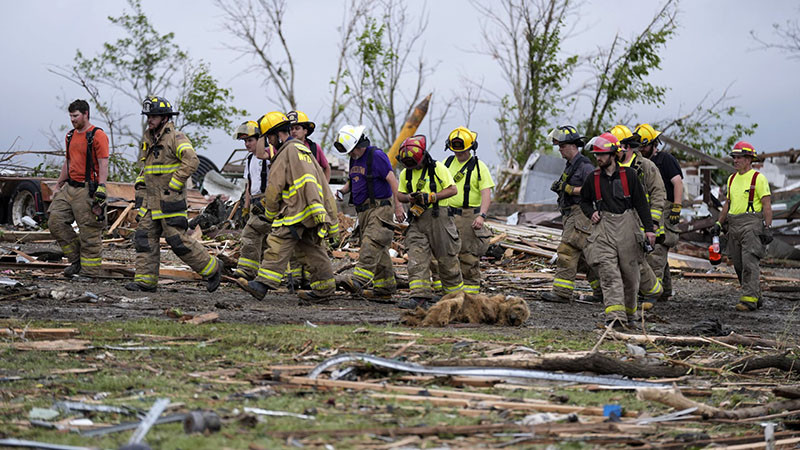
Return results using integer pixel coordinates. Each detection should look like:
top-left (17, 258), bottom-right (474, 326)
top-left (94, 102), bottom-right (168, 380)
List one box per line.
top-left (586, 132), bottom-right (620, 154)
top-left (731, 141), bottom-right (757, 160)
top-left (398, 135), bottom-right (427, 168)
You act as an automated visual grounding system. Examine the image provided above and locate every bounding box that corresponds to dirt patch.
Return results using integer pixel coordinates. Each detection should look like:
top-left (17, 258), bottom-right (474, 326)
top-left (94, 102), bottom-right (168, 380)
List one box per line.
top-left (2, 268), bottom-right (798, 342)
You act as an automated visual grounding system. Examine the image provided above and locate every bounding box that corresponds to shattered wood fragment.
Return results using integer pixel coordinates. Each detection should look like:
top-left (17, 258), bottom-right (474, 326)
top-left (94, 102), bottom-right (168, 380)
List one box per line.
top-left (2, 328), bottom-right (79, 340)
top-left (774, 386), bottom-right (800, 399)
top-left (11, 339), bottom-right (91, 352)
top-left (182, 312), bottom-right (219, 325)
top-left (606, 330), bottom-right (778, 349)
top-left (725, 353), bottom-right (800, 374)
top-left (638, 387), bottom-right (800, 420)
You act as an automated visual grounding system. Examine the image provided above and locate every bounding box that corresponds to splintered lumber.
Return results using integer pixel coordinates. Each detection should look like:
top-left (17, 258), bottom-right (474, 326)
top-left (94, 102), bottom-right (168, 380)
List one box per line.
top-left (774, 386), bottom-right (800, 399)
top-left (281, 376), bottom-right (625, 416)
top-left (432, 352), bottom-right (687, 378)
top-left (606, 330), bottom-right (779, 349)
top-left (499, 242), bottom-right (555, 259)
top-left (11, 339), bottom-right (91, 352)
top-left (266, 421), bottom-right (652, 440)
top-left (0, 231), bottom-right (54, 243)
top-left (638, 387), bottom-right (800, 420)
top-left (682, 272), bottom-right (800, 283)
top-left (182, 312), bottom-right (219, 325)
top-left (2, 328), bottom-right (79, 340)
top-left (108, 202), bottom-right (135, 234)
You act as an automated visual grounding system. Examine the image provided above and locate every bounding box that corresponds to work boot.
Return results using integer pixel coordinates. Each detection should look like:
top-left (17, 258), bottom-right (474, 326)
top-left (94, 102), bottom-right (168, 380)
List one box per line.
top-left (397, 297), bottom-right (431, 310)
top-left (236, 278), bottom-right (271, 300)
top-left (297, 290), bottom-right (331, 304)
top-left (337, 276), bottom-right (364, 295)
top-left (579, 293), bottom-right (603, 303)
top-left (362, 290), bottom-right (394, 303)
top-left (232, 268), bottom-right (251, 280)
top-left (63, 261), bottom-right (81, 277)
top-left (735, 300), bottom-right (758, 312)
top-left (540, 291), bottom-right (570, 303)
top-left (124, 282), bottom-right (157, 293)
top-left (604, 317), bottom-right (629, 331)
top-left (207, 262), bottom-right (224, 293)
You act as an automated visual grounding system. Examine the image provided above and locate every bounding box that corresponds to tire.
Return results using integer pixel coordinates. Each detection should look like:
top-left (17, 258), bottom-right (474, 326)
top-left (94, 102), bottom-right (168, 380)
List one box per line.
top-left (192, 155), bottom-right (220, 189)
top-left (7, 180), bottom-right (44, 226)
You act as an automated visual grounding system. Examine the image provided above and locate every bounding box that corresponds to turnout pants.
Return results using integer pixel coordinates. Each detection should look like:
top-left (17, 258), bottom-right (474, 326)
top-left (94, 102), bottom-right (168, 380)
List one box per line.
top-left (647, 221), bottom-right (679, 296)
top-left (47, 184), bottom-right (105, 276)
top-left (406, 208), bottom-right (463, 299)
top-left (235, 214), bottom-right (271, 279)
top-left (351, 203), bottom-right (397, 294)
top-left (133, 211), bottom-right (219, 288)
top-left (254, 225), bottom-right (336, 296)
top-left (727, 213), bottom-right (766, 306)
top-left (452, 209), bottom-right (491, 294)
top-left (585, 210), bottom-right (643, 322)
top-left (553, 206), bottom-right (602, 299)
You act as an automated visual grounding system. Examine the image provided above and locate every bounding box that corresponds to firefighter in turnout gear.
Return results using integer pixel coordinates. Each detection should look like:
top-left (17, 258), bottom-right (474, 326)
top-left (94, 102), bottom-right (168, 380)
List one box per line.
top-left (637, 123), bottom-right (684, 301)
top-left (48, 99), bottom-right (109, 278)
top-left (715, 141), bottom-right (772, 312)
top-left (539, 126), bottom-right (602, 303)
top-left (232, 120), bottom-right (272, 280)
top-left (334, 125), bottom-right (405, 299)
top-left (236, 111), bottom-right (339, 303)
top-left (396, 135), bottom-right (464, 310)
top-left (126, 96), bottom-right (222, 293)
top-left (611, 125), bottom-right (665, 310)
top-left (442, 126), bottom-right (495, 294)
top-left (580, 133), bottom-right (656, 330)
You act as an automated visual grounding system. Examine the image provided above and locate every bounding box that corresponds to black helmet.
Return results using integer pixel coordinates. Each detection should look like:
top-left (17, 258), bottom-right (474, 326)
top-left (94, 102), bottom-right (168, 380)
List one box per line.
top-left (141, 96), bottom-right (179, 116)
top-left (548, 125), bottom-right (585, 147)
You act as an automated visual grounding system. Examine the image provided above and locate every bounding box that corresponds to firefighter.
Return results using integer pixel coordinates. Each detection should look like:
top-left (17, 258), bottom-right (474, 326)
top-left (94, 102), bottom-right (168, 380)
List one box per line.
top-left (611, 125), bottom-right (665, 309)
top-left (286, 110), bottom-right (330, 288)
top-left (442, 126), bottom-right (495, 294)
top-left (126, 96), bottom-right (222, 292)
top-left (539, 125), bottom-right (602, 303)
top-left (232, 120), bottom-right (272, 280)
top-left (395, 135), bottom-right (464, 309)
top-left (636, 123), bottom-right (684, 301)
top-left (334, 124), bottom-right (405, 299)
top-left (48, 99), bottom-right (109, 278)
top-left (714, 141), bottom-right (772, 311)
top-left (236, 111), bottom-right (339, 303)
top-left (580, 133), bottom-right (656, 329)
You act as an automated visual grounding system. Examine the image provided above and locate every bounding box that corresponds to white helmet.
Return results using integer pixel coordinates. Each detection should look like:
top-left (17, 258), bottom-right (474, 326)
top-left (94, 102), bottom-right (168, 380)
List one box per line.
top-left (334, 124), bottom-right (367, 154)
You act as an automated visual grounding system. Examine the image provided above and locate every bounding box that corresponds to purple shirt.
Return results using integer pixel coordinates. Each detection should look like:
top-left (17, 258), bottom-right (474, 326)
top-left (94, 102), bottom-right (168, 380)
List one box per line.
top-left (349, 146), bottom-right (393, 205)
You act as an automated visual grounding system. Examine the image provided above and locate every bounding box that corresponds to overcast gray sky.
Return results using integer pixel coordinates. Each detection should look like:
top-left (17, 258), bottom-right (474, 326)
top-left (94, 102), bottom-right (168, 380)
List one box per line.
top-left (1, 0), bottom-right (797, 171)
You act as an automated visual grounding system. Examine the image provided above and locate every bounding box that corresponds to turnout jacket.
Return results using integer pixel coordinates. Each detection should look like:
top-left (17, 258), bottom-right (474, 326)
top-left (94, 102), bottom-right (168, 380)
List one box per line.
top-left (579, 165), bottom-right (654, 233)
top-left (262, 138), bottom-right (339, 237)
top-left (137, 122), bottom-right (197, 224)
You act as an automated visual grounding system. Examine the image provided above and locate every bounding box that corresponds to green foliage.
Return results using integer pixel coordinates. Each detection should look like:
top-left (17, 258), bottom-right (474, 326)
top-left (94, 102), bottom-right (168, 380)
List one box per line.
top-left (108, 152), bottom-right (139, 182)
top-left (176, 62), bottom-right (248, 150)
top-left (581, 1), bottom-right (676, 138)
top-left (60, 0), bottom-right (243, 160)
top-left (29, 158), bottom-right (62, 179)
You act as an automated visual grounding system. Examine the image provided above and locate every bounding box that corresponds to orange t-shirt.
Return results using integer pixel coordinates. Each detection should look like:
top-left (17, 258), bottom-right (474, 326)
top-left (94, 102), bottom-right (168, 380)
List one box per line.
top-left (66, 126), bottom-right (109, 182)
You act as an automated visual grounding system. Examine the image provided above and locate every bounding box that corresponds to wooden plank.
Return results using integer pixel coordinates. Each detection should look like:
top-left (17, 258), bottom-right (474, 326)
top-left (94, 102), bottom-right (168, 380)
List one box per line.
top-left (2, 328), bottom-right (79, 340)
top-left (0, 231), bottom-right (54, 243)
top-left (682, 272), bottom-right (800, 283)
top-left (182, 312), bottom-right (219, 325)
top-left (108, 202), bottom-right (134, 234)
top-left (499, 242), bottom-right (554, 259)
top-left (11, 339), bottom-right (91, 352)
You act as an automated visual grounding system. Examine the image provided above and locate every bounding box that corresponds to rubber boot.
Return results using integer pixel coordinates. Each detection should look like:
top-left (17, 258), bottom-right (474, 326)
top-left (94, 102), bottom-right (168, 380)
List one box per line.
top-left (207, 262), bottom-right (223, 293)
top-left (125, 282), bottom-right (157, 293)
top-left (63, 261), bottom-right (81, 277)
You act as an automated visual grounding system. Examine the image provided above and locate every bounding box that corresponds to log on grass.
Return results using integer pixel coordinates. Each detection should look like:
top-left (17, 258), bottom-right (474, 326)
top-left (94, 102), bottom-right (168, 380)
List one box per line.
top-left (638, 387), bottom-right (800, 420)
top-left (725, 353), bottom-right (800, 374)
top-left (432, 352), bottom-right (688, 378)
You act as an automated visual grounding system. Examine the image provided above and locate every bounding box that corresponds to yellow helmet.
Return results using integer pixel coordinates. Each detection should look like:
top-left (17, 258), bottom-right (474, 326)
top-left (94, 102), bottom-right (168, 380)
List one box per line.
top-left (286, 110), bottom-right (316, 136)
top-left (634, 123), bottom-right (661, 146)
top-left (609, 124), bottom-right (640, 149)
top-left (233, 120), bottom-right (260, 140)
top-left (446, 126), bottom-right (478, 152)
top-left (257, 111), bottom-right (291, 136)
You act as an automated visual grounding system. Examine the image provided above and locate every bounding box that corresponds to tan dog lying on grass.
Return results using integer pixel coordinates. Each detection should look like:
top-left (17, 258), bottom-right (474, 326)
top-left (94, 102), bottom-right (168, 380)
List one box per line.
top-left (401, 291), bottom-right (530, 327)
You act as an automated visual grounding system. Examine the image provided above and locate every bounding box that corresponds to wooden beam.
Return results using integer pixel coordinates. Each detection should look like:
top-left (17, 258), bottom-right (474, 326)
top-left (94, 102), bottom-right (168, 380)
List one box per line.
top-left (1, 328), bottom-right (79, 340)
top-left (108, 202), bottom-right (134, 235)
top-left (661, 135), bottom-right (735, 173)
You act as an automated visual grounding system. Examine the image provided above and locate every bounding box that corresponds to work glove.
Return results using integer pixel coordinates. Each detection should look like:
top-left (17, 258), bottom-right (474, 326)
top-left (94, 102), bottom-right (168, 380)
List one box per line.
top-left (241, 206), bottom-right (250, 219)
top-left (761, 226), bottom-right (774, 246)
top-left (711, 221), bottom-right (722, 236)
top-left (669, 203), bottom-right (681, 225)
top-left (564, 184), bottom-right (575, 196)
top-left (412, 192), bottom-right (436, 206)
top-left (550, 179), bottom-right (563, 194)
top-left (134, 176), bottom-right (146, 190)
top-left (409, 192), bottom-right (424, 205)
top-left (93, 184), bottom-right (107, 205)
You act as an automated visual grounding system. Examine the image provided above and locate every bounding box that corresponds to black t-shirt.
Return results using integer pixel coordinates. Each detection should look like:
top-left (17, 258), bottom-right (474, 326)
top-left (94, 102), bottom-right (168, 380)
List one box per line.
top-left (650, 151), bottom-right (683, 203)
